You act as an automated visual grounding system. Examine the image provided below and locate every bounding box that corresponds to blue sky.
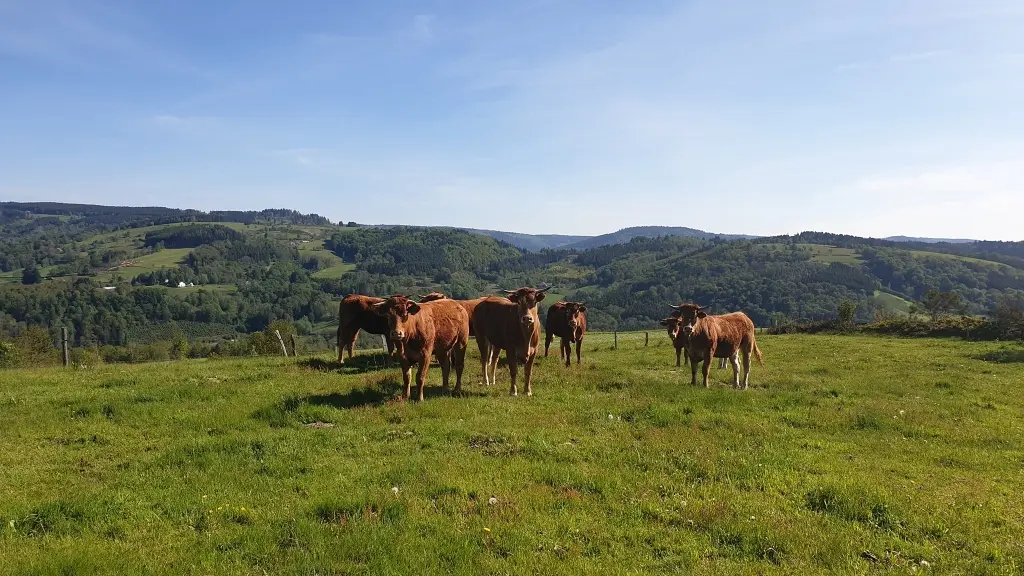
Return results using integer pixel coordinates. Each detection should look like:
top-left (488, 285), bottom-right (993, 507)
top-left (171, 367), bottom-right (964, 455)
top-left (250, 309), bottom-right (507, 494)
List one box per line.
top-left (1, 0), bottom-right (1022, 240)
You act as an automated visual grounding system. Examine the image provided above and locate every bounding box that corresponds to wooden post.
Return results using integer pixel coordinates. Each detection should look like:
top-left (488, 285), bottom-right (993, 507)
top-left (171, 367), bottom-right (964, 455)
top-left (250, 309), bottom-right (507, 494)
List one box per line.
top-left (380, 334), bottom-right (387, 351)
top-left (274, 330), bottom-right (288, 357)
top-left (289, 333), bottom-right (298, 356)
top-left (61, 327), bottom-right (69, 367)
top-left (645, 332), bottom-right (649, 346)
top-left (613, 330), bottom-right (618, 350)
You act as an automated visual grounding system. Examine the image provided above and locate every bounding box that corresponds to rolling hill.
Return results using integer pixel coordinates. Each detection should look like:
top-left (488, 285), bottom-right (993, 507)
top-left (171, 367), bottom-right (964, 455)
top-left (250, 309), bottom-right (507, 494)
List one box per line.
top-left (2, 201), bottom-right (1023, 348)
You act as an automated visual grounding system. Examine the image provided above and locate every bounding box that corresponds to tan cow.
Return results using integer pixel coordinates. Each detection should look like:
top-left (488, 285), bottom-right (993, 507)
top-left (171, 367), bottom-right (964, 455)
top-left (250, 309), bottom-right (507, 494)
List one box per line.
top-left (336, 294), bottom-right (394, 363)
top-left (472, 286), bottom-right (549, 396)
top-left (661, 317), bottom-right (738, 369)
top-left (544, 301), bottom-right (587, 367)
top-left (418, 292), bottom-right (486, 337)
top-left (371, 295), bottom-right (470, 401)
top-left (667, 303), bottom-right (764, 389)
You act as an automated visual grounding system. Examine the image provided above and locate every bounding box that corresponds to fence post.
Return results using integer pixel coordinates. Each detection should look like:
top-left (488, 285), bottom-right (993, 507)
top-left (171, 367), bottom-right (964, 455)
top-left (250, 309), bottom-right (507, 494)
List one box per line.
top-left (274, 330), bottom-right (288, 357)
top-left (61, 327), bottom-right (69, 367)
top-left (380, 334), bottom-right (387, 351)
top-left (645, 332), bottom-right (649, 347)
top-left (289, 333), bottom-right (298, 356)
top-left (614, 330), bottom-right (618, 350)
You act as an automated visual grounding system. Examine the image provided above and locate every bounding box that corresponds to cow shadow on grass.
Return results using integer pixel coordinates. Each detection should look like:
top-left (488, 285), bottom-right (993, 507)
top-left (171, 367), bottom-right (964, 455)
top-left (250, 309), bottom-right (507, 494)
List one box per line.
top-left (297, 353), bottom-right (394, 375)
top-left (254, 376), bottom-right (489, 422)
top-left (973, 348), bottom-right (1024, 363)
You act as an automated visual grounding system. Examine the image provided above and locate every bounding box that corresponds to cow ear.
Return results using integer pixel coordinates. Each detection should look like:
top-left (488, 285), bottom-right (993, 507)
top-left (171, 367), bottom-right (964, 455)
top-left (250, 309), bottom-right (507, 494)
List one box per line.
top-left (659, 319), bottom-right (668, 326)
top-left (507, 293), bottom-right (520, 302)
top-left (536, 291), bottom-right (546, 302)
top-left (697, 311), bottom-right (707, 319)
top-left (578, 305), bottom-right (587, 313)
top-left (370, 302), bottom-right (388, 315)
top-left (408, 302), bottom-right (421, 315)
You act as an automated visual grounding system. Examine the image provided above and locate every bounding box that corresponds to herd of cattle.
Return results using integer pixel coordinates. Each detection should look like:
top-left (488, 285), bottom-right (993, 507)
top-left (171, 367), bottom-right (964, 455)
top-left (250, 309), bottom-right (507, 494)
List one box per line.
top-left (336, 287), bottom-right (764, 401)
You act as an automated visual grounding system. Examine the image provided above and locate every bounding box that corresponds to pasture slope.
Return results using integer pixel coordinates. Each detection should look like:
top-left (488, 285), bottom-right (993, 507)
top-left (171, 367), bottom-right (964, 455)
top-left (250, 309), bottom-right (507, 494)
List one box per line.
top-left (1, 335), bottom-right (1023, 575)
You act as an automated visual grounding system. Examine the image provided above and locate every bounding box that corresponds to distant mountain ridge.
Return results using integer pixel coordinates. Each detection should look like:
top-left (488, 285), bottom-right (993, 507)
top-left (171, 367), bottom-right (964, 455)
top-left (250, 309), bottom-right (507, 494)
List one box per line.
top-left (884, 236), bottom-right (977, 244)
top-left (373, 224), bottom-right (757, 250)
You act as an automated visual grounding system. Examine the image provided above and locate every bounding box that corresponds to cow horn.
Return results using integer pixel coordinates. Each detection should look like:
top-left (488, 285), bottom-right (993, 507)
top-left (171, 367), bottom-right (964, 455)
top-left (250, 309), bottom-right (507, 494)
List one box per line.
top-left (503, 289), bottom-right (515, 295)
top-left (538, 285), bottom-right (551, 292)
top-left (668, 304), bottom-right (682, 310)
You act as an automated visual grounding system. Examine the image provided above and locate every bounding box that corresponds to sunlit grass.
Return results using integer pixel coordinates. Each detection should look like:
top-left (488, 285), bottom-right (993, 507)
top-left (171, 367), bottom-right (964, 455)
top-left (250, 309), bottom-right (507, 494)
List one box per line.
top-left (1, 335), bottom-right (1022, 574)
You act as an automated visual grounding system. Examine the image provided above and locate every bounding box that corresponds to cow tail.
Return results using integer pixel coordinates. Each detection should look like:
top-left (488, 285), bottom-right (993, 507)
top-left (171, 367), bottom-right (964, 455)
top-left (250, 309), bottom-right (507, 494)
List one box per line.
top-left (752, 337), bottom-right (765, 368)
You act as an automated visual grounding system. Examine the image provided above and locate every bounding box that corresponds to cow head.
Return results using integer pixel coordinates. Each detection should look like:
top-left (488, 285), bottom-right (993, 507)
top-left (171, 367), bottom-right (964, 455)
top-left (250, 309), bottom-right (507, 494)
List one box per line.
top-left (503, 286), bottom-right (550, 332)
top-left (659, 316), bottom-right (683, 341)
top-left (563, 301), bottom-right (587, 332)
top-left (370, 295), bottom-right (420, 341)
top-left (418, 292), bottom-right (447, 303)
top-left (667, 303), bottom-right (710, 336)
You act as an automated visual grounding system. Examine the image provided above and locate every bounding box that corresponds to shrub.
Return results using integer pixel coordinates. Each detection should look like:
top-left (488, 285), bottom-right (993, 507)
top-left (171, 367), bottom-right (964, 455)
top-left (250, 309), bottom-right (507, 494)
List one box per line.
top-left (0, 341), bottom-right (20, 368)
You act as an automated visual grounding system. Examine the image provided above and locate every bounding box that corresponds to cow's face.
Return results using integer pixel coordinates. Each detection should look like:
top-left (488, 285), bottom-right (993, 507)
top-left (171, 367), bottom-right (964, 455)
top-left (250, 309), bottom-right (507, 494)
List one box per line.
top-left (564, 302), bottom-right (587, 332)
top-left (504, 286), bottom-right (549, 331)
top-left (659, 316), bottom-right (682, 340)
top-left (371, 295), bottom-right (420, 341)
top-left (668, 303), bottom-right (708, 336)
top-left (419, 292), bottom-right (447, 303)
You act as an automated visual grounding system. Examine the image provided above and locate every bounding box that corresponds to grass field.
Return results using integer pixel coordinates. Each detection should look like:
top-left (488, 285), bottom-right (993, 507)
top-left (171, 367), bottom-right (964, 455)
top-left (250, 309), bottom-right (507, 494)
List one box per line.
top-left (96, 249), bottom-right (193, 283)
top-left (1, 335), bottom-right (1023, 574)
top-left (797, 244), bottom-right (864, 265)
top-left (873, 290), bottom-right (914, 315)
top-left (910, 250), bottom-right (1021, 273)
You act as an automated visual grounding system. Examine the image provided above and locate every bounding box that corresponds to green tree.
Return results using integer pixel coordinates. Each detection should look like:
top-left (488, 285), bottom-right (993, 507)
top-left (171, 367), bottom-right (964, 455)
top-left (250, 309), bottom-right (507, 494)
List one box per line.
top-left (170, 336), bottom-right (190, 360)
top-left (21, 263), bottom-right (41, 285)
top-left (921, 289), bottom-right (962, 321)
top-left (837, 300), bottom-right (857, 331)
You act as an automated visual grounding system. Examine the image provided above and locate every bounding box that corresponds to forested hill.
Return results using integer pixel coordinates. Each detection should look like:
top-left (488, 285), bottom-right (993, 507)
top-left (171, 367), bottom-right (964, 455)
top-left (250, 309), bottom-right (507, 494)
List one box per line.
top-left (1, 202), bottom-right (1023, 349)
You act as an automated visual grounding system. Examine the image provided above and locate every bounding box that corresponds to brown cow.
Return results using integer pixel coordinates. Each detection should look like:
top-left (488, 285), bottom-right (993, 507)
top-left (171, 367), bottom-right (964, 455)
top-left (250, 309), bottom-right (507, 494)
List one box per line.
top-left (371, 295), bottom-right (470, 401)
top-left (472, 286), bottom-right (549, 396)
top-left (660, 317), bottom-right (737, 369)
top-left (336, 294), bottom-right (395, 364)
top-left (418, 292), bottom-right (486, 337)
top-left (667, 303), bottom-right (764, 389)
top-left (544, 301), bottom-right (587, 367)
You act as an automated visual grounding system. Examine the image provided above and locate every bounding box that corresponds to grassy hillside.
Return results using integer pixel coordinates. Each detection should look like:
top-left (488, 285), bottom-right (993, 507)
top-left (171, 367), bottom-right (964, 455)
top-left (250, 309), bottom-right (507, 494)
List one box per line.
top-left (2, 335), bottom-right (1023, 574)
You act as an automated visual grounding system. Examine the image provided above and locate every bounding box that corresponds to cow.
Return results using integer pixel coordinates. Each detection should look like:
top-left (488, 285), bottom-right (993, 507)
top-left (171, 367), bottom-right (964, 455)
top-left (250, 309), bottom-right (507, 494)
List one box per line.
top-left (544, 301), bottom-right (587, 367)
top-left (418, 292), bottom-right (486, 337)
top-left (336, 294), bottom-right (395, 364)
top-left (370, 295), bottom-right (470, 401)
top-left (666, 303), bottom-right (764, 389)
top-left (472, 286), bottom-right (550, 396)
top-left (661, 316), bottom-right (738, 369)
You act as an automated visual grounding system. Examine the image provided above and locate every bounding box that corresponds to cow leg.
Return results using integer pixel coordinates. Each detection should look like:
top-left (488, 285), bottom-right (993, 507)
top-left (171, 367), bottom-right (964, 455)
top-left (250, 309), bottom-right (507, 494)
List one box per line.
top-left (439, 352), bottom-right (452, 393)
top-left (741, 349), bottom-right (752, 390)
top-left (453, 343), bottom-right (467, 395)
top-left (718, 357), bottom-right (726, 370)
top-left (400, 358), bottom-right (413, 400)
top-left (415, 348), bottom-right (432, 402)
top-left (689, 351), bottom-right (699, 386)
top-left (524, 353), bottom-right (536, 397)
top-left (508, 348), bottom-right (519, 397)
top-left (702, 352), bottom-right (713, 388)
top-left (562, 337), bottom-right (571, 367)
top-left (575, 338), bottom-right (582, 366)
top-left (544, 332), bottom-right (553, 357)
top-left (731, 353), bottom-right (741, 388)
top-left (337, 325), bottom-right (345, 363)
top-left (477, 337), bottom-right (491, 386)
top-left (489, 346), bottom-right (500, 384)
top-left (675, 346), bottom-right (682, 368)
